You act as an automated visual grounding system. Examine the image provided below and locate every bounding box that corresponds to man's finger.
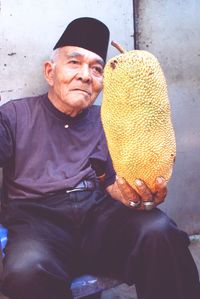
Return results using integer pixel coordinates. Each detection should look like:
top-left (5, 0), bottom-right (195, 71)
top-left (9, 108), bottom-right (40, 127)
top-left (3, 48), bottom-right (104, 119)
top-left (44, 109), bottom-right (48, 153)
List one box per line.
top-left (154, 177), bottom-right (167, 205)
top-left (116, 177), bottom-right (140, 204)
top-left (134, 179), bottom-right (153, 202)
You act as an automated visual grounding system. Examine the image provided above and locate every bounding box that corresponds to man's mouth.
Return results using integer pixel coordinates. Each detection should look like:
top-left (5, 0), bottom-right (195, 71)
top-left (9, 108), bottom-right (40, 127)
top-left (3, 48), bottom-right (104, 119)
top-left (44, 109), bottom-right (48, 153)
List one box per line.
top-left (71, 89), bottom-right (91, 96)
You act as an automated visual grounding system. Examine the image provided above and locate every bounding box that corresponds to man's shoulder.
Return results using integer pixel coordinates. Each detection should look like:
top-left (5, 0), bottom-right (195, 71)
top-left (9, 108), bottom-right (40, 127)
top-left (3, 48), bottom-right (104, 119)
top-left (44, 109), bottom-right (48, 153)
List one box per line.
top-left (87, 104), bottom-right (102, 122)
top-left (89, 104), bottom-right (101, 115)
top-left (0, 93), bottom-right (47, 114)
top-left (3, 93), bottom-right (46, 107)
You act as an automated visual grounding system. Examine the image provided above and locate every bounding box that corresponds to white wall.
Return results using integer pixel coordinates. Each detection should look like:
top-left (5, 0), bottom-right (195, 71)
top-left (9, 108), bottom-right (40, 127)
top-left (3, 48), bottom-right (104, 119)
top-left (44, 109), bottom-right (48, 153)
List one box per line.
top-left (0, 0), bottom-right (133, 105)
top-left (137, 0), bottom-right (200, 233)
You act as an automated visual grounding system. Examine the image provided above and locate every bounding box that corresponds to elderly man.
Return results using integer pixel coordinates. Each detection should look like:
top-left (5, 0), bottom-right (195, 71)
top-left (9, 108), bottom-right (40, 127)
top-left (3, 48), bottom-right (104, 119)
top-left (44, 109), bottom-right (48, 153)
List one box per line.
top-left (0, 17), bottom-right (199, 299)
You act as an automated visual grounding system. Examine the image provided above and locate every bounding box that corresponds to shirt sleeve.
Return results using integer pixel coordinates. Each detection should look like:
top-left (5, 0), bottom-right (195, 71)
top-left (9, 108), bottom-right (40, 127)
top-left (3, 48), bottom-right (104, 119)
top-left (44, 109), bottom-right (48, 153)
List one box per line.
top-left (103, 150), bottom-right (116, 188)
top-left (0, 109), bottom-right (14, 167)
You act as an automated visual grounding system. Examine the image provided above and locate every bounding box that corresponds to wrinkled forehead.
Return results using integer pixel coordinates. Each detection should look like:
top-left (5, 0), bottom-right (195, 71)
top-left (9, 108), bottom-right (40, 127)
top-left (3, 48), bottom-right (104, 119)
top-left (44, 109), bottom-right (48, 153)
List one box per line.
top-left (56, 46), bottom-right (105, 66)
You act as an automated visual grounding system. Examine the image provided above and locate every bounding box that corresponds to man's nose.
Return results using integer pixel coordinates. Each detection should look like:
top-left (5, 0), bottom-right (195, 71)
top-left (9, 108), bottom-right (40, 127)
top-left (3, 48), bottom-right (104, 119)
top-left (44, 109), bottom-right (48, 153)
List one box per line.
top-left (77, 64), bottom-right (92, 82)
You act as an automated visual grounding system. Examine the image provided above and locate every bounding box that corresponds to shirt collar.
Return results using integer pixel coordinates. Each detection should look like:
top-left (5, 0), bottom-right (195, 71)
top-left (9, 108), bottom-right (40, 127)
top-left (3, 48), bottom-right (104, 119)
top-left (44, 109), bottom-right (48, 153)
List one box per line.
top-left (42, 93), bottom-right (89, 123)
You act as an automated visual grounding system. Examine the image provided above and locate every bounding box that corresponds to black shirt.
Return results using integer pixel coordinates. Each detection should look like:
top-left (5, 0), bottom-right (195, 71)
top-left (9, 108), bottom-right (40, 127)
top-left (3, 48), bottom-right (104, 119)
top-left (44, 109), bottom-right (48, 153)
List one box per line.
top-left (0, 94), bottom-right (115, 200)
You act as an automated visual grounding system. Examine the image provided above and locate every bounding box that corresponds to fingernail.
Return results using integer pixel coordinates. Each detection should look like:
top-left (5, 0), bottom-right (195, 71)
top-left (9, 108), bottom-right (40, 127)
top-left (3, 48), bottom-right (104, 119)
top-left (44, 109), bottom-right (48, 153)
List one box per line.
top-left (135, 179), bottom-right (142, 186)
top-left (117, 177), bottom-right (125, 184)
top-left (156, 177), bottom-right (163, 184)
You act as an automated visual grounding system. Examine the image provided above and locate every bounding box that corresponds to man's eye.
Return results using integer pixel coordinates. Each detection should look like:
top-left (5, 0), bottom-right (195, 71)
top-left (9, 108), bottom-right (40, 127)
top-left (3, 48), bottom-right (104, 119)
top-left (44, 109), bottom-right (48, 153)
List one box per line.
top-left (68, 60), bottom-right (79, 64)
top-left (93, 66), bottom-right (103, 75)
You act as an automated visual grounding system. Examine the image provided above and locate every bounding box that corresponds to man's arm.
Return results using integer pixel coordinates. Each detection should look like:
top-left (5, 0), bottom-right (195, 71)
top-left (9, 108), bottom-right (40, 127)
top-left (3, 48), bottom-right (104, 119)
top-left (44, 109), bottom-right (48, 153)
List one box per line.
top-left (106, 176), bottom-right (167, 210)
top-left (0, 110), bottom-right (14, 167)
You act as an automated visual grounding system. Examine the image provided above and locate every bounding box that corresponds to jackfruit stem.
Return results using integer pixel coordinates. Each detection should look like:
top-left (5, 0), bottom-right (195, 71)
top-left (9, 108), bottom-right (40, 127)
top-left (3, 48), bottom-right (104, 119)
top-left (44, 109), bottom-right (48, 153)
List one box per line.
top-left (111, 41), bottom-right (126, 54)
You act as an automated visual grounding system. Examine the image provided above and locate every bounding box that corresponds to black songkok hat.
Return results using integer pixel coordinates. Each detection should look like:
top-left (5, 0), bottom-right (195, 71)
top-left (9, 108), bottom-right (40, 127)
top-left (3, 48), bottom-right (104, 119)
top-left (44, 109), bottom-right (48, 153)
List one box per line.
top-left (53, 17), bottom-right (110, 62)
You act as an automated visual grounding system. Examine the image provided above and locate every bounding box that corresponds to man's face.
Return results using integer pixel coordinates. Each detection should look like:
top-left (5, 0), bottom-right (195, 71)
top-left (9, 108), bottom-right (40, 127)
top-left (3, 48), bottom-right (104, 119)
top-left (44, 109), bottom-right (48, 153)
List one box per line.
top-left (45, 46), bottom-right (104, 117)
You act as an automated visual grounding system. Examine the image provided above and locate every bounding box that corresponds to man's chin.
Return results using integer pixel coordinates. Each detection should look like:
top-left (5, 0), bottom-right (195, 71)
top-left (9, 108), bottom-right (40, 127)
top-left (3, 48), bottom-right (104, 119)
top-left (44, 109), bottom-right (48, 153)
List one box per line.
top-left (67, 102), bottom-right (89, 117)
top-left (73, 97), bottom-right (93, 108)
top-left (62, 95), bottom-right (95, 116)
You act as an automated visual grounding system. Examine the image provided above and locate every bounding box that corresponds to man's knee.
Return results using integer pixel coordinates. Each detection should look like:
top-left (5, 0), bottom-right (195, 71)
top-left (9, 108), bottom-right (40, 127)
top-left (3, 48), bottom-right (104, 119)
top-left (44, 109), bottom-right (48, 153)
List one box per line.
top-left (1, 261), bottom-right (44, 296)
top-left (1, 241), bottom-right (47, 297)
top-left (137, 209), bottom-right (189, 249)
top-left (1, 239), bottom-right (70, 299)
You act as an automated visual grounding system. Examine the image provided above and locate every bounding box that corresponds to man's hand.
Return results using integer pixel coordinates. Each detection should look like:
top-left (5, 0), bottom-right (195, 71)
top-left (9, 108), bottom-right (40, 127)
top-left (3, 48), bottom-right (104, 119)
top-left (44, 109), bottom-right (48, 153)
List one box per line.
top-left (106, 176), bottom-right (167, 211)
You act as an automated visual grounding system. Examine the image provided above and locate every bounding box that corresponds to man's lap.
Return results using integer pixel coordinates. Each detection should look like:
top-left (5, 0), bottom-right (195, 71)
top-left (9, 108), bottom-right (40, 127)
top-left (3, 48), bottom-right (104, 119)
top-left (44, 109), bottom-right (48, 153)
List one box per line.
top-left (0, 188), bottom-right (189, 281)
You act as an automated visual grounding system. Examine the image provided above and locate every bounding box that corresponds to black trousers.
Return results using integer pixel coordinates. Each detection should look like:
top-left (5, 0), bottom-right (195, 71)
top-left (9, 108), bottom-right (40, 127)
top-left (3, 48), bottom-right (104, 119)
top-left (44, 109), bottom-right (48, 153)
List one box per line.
top-left (0, 188), bottom-right (199, 299)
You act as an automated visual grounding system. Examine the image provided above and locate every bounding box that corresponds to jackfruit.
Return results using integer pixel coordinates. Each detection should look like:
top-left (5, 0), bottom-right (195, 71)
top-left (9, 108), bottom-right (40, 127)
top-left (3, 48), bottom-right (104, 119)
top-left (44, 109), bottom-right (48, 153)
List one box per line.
top-left (101, 43), bottom-right (176, 192)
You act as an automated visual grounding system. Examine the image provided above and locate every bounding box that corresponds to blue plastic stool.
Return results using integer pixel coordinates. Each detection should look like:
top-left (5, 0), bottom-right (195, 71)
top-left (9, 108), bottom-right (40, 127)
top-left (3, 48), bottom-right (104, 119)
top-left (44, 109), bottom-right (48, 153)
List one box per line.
top-left (0, 225), bottom-right (7, 257)
top-left (0, 224), bottom-right (121, 298)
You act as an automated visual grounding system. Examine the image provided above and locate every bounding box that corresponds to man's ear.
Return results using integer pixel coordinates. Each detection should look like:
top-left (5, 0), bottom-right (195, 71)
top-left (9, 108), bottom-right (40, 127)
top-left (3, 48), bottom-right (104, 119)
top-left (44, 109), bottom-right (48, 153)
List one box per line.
top-left (43, 61), bottom-right (55, 86)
